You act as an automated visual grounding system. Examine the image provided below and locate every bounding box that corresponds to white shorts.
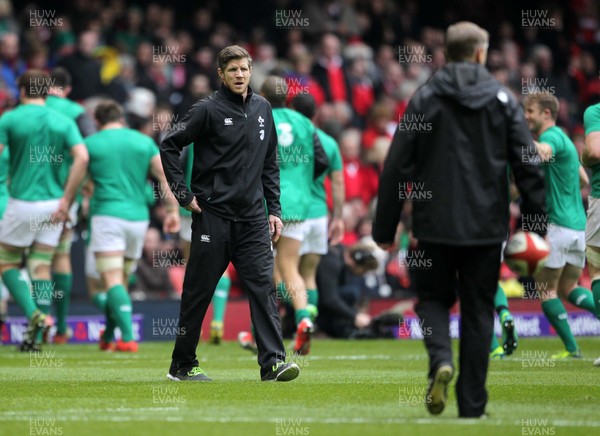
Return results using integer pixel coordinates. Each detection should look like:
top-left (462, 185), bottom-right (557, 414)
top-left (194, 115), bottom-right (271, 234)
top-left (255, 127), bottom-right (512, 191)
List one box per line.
top-left (89, 215), bottom-right (148, 260)
top-left (586, 196), bottom-right (600, 247)
top-left (180, 215), bottom-right (192, 243)
top-left (546, 224), bottom-right (586, 269)
top-left (0, 198), bottom-right (63, 248)
top-left (300, 216), bottom-right (328, 255)
top-left (281, 220), bottom-right (305, 242)
top-left (85, 244), bottom-right (99, 280)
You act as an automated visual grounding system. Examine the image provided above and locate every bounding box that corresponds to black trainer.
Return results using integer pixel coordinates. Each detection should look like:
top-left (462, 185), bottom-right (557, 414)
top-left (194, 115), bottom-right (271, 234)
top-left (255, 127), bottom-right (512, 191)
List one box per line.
top-left (426, 363), bottom-right (454, 415)
top-left (167, 366), bottom-right (212, 381)
top-left (261, 362), bottom-right (300, 382)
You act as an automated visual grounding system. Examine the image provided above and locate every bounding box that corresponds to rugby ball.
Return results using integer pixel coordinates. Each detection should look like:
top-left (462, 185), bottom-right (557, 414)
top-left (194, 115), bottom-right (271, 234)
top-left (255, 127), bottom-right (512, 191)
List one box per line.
top-left (504, 231), bottom-right (550, 277)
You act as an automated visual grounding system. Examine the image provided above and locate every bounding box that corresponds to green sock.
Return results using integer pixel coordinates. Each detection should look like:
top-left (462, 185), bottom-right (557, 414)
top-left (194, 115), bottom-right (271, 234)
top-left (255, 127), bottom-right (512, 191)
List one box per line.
top-left (276, 281), bottom-right (292, 304)
top-left (31, 280), bottom-right (53, 342)
top-left (106, 284), bottom-right (134, 342)
top-left (92, 292), bottom-right (115, 341)
top-left (92, 293), bottom-right (107, 311)
top-left (490, 333), bottom-right (500, 352)
top-left (1, 269), bottom-right (36, 318)
top-left (31, 280), bottom-right (53, 315)
top-left (295, 308), bottom-right (311, 326)
top-left (592, 280), bottom-right (600, 319)
top-left (211, 275), bottom-right (231, 323)
top-left (568, 286), bottom-right (596, 315)
top-left (494, 284), bottom-right (510, 319)
top-left (52, 273), bottom-right (72, 335)
top-left (541, 299), bottom-right (578, 352)
top-left (307, 288), bottom-right (318, 306)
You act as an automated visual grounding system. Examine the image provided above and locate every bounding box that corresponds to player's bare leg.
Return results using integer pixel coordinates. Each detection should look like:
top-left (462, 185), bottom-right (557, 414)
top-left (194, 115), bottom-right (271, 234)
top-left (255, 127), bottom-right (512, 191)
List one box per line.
top-left (276, 235), bottom-right (312, 355)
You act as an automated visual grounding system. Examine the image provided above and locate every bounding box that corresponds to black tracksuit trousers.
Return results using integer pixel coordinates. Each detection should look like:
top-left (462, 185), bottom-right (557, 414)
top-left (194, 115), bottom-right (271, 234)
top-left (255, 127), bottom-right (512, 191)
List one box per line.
top-left (170, 210), bottom-right (285, 378)
top-left (413, 242), bottom-right (502, 417)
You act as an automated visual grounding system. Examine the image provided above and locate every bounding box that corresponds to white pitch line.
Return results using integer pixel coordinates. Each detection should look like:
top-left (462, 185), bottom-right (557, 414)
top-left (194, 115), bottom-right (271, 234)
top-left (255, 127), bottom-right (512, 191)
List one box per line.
top-left (1, 410), bottom-right (600, 427)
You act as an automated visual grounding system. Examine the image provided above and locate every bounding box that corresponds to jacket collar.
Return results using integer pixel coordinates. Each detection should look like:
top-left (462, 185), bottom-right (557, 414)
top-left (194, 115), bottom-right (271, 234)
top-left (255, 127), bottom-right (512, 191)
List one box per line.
top-left (219, 82), bottom-right (253, 104)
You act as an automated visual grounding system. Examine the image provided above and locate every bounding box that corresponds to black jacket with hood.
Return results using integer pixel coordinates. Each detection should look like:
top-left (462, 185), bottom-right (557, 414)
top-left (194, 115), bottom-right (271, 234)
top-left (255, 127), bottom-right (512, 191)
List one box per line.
top-left (373, 63), bottom-right (547, 246)
top-left (160, 83), bottom-right (280, 221)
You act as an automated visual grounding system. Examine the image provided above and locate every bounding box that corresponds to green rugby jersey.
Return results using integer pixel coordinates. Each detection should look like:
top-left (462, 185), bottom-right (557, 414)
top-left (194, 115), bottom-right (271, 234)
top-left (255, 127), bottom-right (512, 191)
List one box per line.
top-left (46, 95), bottom-right (86, 188)
top-left (584, 103), bottom-right (600, 198)
top-left (0, 103), bottom-right (82, 201)
top-left (306, 128), bottom-right (342, 219)
top-left (0, 147), bottom-right (8, 218)
top-left (539, 126), bottom-right (586, 230)
top-left (85, 127), bottom-right (158, 221)
top-left (273, 108), bottom-right (315, 221)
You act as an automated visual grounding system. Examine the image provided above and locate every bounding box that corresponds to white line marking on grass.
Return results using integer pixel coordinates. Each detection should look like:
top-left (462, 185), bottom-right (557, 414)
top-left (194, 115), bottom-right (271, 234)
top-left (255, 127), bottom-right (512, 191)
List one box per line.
top-left (1, 410), bottom-right (600, 427)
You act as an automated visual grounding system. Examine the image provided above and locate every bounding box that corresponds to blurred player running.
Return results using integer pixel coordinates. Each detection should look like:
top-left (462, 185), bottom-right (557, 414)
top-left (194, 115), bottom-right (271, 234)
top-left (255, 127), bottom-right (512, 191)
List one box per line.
top-left (0, 69), bottom-right (89, 351)
top-left (85, 100), bottom-right (179, 352)
top-left (289, 94), bottom-right (345, 320)
top-left (45, 67), bottom-right (96, 343)
top-left (524, 93), bottom-right (596, 359)
top-left (581, 101), bottom-right (600, 366)
top-left (260, 76), bottom-right (328, 355)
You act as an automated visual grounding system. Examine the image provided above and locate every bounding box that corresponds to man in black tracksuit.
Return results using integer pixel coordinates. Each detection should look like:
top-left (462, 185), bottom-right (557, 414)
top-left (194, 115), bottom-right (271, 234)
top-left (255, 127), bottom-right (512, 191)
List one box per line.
top-left (373, 22), bottom-right (546, 417)
top-left (160, 45), bottom-right (299, 382)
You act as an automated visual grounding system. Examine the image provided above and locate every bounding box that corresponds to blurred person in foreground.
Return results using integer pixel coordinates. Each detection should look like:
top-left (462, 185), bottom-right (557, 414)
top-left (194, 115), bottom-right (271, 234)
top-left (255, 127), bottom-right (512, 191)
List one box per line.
top-left (373, 22), bottom-right (546, 417)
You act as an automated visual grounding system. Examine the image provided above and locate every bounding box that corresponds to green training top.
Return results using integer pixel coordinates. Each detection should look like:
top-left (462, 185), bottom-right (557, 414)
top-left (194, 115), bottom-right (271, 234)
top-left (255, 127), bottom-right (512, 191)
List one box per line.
top-left (584, 103), bottom-right (600, 198)
top-left (539, 126), bottom-right (586, 231)
top-left (307, 128), bottom-right (343, 219)
top-left (46, 95), bottom-right (86, 187)
top-left (272, 108), bottom-right (315, 221)
top-left (0, 147), bottom-right (9, 218)
top-left (0, 103), bottom-right (82, 201)
top-left (86, 127), bottom-right (158, 221)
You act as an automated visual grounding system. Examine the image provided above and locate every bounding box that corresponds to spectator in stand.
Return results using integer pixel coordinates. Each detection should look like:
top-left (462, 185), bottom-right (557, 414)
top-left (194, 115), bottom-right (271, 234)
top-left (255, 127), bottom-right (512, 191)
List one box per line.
top-left (339, 128), bottom-right (378, 206)
top-left (249, 42), bottom-right (278, 92)
top-left (57, 29), bottom-right (103, 101)
top-left (24, 44), bottom-right (49, 71)
top-left (0, 32), bottom-right (25, 100)
top-left (311, 33), bottom-right (352, 105)
top-left (284, 51), bottom-right (325, 106)
top-left (175, 74), bottom-right (212, 118)
top-left (362, 103), bottom-right (394, 151)
top-left (347, 55), bottom-right (377, 124)
top-left (113, 6), bottom-right (145, 55)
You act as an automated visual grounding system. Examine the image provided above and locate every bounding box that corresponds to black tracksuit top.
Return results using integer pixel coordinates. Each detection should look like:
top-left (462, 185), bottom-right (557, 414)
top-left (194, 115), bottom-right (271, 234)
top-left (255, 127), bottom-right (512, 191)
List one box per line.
top-left (160, 83), bottom-right (280, 221)
top-left (373, 63), bottom-right (547, 246)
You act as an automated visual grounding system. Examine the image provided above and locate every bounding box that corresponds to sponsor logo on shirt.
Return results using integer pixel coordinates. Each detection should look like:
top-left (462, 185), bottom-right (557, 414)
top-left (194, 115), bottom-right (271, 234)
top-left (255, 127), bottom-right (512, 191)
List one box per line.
top-left (224, 118), bottom-right (233, 126)
top-left (201, 234), bottom-right (210, 243)
top-left (258, 115), bottom-right (265, 127)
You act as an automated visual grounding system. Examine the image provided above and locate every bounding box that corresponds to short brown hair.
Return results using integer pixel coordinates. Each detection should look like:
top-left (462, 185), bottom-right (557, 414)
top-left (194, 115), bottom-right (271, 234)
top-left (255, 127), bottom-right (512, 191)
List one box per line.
top-left (17, 69), bottom-right (50, 98)
top-left (523, 93), bottom-right (559, 120)
top-left (217, 45), bottom-right (252, 71)
top-left (445, 21), bottom-right (489, 62)
top-left (260, 75), bottom-right (286, 107)
top-left (95, 99), bottom-right (124, 126)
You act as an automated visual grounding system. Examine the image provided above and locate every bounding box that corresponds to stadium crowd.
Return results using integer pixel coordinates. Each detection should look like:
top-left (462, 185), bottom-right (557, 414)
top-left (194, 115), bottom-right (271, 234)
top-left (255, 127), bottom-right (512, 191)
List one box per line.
top-left (0, 0), bottom-right (598, 305)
